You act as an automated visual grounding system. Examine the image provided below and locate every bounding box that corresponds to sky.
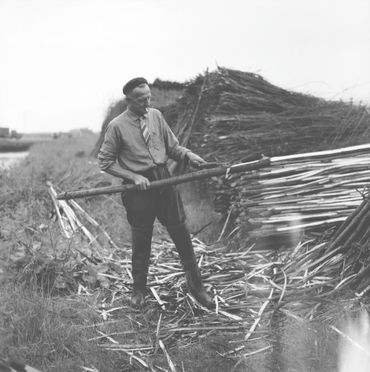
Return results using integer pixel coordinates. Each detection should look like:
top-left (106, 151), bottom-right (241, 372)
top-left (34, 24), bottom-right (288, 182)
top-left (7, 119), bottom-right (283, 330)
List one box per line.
top-left (0, 0), bottom-right (369, 133)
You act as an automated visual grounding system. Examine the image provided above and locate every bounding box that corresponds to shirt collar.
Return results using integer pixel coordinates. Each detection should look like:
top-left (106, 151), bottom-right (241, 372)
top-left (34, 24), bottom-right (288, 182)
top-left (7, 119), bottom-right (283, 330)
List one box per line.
top-left (127, 108), bottom-right (149, 121)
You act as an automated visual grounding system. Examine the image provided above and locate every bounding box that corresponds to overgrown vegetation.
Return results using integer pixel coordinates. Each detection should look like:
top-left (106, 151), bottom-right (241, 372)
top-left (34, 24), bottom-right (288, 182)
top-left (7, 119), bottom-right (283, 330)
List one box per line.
top-left (0, 135), bottom-right (121, 370)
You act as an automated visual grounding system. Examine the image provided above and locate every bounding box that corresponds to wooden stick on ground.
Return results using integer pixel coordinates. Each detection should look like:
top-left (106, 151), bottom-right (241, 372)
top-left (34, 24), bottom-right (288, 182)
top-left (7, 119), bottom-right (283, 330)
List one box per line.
top-left (69, 199), bottom-right (120, 249)
top-left (244, 288), bottom-right (275, 341)
top-left (47, 182), bottom-right (72, 238)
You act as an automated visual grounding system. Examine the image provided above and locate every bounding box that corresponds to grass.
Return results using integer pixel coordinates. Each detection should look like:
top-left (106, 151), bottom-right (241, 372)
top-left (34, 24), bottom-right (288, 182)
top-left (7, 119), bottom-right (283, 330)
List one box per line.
top-left (0, 283), bottom-right (105, 371)
top-left (0, 134), bottom-right (126, 370)
top-left (0, 132), bottom-right (367, 371)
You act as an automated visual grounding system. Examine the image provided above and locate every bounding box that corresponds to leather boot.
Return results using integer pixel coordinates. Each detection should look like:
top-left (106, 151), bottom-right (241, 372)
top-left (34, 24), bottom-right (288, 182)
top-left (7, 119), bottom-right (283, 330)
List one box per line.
top-left (131, 226), bottom-right (153, 307)
top-left (167, 223), bottom-right (214, 309)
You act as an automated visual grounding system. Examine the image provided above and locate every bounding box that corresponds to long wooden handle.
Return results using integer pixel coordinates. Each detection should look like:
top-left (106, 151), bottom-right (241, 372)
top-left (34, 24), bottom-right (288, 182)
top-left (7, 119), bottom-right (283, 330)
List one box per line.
top-left (56, 158), bottom-right (270, 200)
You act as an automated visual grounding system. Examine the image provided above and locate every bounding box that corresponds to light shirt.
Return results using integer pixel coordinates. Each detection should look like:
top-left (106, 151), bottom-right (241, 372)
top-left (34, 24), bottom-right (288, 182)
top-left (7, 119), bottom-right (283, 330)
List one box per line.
top-left (98, 108), bottom-right (190, 173)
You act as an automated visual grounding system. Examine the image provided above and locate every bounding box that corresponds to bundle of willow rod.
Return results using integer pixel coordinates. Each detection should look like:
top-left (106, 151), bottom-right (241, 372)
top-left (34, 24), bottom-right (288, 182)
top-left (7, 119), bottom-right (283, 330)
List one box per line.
top-left (228, 144), bottom-right (370, 239)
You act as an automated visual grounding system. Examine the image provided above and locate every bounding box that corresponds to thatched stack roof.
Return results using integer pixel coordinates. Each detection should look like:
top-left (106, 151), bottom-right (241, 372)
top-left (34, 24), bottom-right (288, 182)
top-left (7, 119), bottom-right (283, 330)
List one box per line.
top-left (166, 67), bottom-right (370, 245)
top-left (171, 67), bottom-right (370, 160)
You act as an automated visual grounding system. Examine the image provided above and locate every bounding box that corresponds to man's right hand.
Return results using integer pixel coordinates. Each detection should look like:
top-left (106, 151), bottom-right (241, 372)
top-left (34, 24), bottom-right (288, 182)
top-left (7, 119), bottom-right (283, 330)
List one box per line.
top-left (132, 174), bottom-right (150, 190)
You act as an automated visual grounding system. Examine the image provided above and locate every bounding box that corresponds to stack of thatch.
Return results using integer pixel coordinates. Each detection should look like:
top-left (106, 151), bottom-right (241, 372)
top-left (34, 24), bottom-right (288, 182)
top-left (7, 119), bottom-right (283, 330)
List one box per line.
top-left (167, 68), bottom-right (370, 243)
top-left (171, 68), bottom-right (370, 161)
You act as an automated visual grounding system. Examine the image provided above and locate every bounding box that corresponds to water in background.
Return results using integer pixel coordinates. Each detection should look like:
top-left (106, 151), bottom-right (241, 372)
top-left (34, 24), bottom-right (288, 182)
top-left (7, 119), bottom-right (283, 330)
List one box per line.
top-left (0, 151), bottom-right (29, 170)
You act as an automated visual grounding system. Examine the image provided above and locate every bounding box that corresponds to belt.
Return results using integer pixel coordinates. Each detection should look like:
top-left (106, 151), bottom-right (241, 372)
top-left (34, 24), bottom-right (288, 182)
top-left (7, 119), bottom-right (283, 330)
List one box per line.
top-left (138, 164), bottom-right (169, 182)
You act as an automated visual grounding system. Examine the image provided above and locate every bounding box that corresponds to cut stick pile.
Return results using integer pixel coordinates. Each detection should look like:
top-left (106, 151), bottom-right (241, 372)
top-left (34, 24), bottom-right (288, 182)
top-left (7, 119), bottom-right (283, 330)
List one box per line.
top-left (229, 143), bottom-right (370, 239)
top-left (47, 182), bottom-right (119, 252)
top-left (77, 240), bottom-right (285, 367)
top-left (48, 181), bottom-right (370, 370)
top-left (71, 234), bottom-right (370, 369)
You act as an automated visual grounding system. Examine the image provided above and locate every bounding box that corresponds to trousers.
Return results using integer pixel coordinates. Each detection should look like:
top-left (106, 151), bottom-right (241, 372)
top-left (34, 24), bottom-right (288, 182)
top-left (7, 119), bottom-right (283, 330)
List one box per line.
top-left (121, 164), bottom-right (186, 229)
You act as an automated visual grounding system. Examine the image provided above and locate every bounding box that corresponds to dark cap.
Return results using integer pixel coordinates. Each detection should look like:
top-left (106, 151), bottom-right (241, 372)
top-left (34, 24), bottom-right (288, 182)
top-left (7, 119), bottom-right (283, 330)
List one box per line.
top-left (122, 77), bottom-right (148, 95)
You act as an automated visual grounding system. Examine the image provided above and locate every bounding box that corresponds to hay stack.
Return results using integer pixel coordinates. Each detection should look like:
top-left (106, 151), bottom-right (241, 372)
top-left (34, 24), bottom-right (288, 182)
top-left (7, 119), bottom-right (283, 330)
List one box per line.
top-left (167, 68), bottom-right (370, 244)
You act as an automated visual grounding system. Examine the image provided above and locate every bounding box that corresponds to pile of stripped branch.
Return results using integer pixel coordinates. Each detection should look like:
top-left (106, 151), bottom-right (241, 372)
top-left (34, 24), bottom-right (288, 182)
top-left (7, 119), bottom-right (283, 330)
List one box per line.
top-left (47, 182), bottom-right (119, 254)
top-left (47, 181), bottom-right (370, 371)
top-left (46, 184), bottom-right (277, 367)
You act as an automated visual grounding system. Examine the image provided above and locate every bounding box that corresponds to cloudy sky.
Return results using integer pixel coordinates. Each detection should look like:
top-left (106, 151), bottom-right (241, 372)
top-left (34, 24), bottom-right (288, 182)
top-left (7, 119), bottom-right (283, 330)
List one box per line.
top-left (0, 0), bottom-right (369, 133)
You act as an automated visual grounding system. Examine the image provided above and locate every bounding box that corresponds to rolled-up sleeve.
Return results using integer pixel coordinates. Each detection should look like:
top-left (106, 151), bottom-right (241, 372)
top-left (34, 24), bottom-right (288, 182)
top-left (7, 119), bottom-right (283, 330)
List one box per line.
top-left (160, 114), bottom-right (190, 161)
top-left (98, 124), bottom-right (120, 171)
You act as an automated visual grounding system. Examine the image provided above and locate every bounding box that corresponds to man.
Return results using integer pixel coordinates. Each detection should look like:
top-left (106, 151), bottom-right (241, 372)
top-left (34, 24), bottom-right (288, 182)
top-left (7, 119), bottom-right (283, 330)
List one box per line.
top-left (98, 77), bottom-right (214, 309)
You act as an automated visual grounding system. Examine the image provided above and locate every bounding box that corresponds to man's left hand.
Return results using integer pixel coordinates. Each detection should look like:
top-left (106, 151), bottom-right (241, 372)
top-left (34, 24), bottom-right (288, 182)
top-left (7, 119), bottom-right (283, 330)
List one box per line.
top-left (187, 152), bottom-right (207, 167)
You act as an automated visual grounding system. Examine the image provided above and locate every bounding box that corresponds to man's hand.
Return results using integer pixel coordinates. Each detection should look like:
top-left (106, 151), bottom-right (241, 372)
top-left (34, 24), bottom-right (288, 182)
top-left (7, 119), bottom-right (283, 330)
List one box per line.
top-left (187, 152), bottom-right (207, 168)
top-left (132, 174), bottom-right (150, 190)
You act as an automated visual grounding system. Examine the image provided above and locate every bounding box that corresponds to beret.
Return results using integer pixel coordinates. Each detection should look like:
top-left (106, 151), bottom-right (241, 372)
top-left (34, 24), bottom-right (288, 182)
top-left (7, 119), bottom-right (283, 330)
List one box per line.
top-left (122, 77), bottom-right (148, 95)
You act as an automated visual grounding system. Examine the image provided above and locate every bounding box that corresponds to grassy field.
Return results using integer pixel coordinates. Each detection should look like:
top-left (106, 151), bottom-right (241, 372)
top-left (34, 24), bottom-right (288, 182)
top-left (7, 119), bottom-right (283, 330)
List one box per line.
top-left (0, 133), bottom-right (366, 371)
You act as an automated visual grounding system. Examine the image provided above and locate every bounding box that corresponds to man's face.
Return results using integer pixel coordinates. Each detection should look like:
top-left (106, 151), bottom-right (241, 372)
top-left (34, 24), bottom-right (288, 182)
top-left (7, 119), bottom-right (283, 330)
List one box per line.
top-left (127, 84), bottom-right (151, 116)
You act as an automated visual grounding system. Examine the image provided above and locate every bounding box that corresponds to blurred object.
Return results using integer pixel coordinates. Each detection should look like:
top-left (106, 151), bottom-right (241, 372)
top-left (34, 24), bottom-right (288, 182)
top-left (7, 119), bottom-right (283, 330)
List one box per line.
top-left (0, 359), bottom-right (42, 372)
top-left (337, 310), bottom-right (370, 372)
